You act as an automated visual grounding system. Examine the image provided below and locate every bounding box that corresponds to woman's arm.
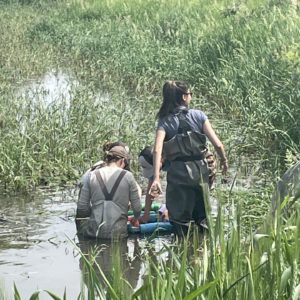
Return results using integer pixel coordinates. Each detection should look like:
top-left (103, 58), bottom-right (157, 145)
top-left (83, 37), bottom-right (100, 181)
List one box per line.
top-left (150, 129), bottom-right (166, 196)
top-left (203, 120), bottom-right (228, 175)
top-left (129, 174), bottom-right (143, 227)
top-left (139, 179), bottom-right (154, 223)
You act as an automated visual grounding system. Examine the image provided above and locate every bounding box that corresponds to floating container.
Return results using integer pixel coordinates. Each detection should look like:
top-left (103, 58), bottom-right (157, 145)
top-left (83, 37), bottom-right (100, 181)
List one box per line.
top-left (149, 202), bottom-right (161, 211)
top-left (127, 222), bottom-right (173, 234)
top-left (139, 222), bottom-right (173, 234)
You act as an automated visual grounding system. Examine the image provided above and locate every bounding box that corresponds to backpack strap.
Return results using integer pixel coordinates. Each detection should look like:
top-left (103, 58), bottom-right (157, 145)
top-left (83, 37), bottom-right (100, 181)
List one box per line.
top-left (177, 110), bottom-right (192, 134)
top-left (95, 169), bottom-right (126, 201)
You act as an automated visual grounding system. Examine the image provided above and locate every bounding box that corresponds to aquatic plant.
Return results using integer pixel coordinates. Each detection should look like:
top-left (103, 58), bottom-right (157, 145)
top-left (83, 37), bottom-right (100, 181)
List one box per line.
top-left (0, 0), bottom-right (299, 191)
top-left (9, 189), bottom-right (299, 299)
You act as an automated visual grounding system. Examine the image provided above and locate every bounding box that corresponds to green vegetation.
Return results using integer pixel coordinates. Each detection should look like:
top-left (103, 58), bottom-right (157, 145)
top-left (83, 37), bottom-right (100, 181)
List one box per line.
top-left (10, 192), bottom-right (300, 299)
top-left (1, 1), bottom-right (299, 298)
top-left (0, 0), bottom-right (299, 191)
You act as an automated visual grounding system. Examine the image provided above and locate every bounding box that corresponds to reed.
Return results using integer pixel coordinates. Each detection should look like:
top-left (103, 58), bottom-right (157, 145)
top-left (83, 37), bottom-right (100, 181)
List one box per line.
top-left (9, 192), bottom-right (299, 299)
top-left (0, 0), bottom-right (299, 190)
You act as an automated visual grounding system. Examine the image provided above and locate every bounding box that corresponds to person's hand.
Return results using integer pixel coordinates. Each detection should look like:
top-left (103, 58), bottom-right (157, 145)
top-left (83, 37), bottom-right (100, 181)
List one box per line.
top-left (220, 159), bottom-right (228, 176)
top-left (149, 180), bottom-right (162, 198)
top-left (160, 210), bottom-right (169, 222)
top-left (138, 214), bottom-right (149, 224)
top-left (158, 204), bottom-right (169, 221)
top-left (130, 218), bottom-right (140, 227)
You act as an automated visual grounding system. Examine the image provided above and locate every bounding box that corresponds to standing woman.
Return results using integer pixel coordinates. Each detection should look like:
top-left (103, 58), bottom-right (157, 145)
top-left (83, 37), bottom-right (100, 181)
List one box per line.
top-left (150, 80), bottom-right (228, 236)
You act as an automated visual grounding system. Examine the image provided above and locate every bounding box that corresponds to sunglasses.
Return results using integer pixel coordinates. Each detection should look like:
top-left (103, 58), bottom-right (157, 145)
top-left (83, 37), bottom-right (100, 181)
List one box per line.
top-left (184, 92), bottom-right (193, 96)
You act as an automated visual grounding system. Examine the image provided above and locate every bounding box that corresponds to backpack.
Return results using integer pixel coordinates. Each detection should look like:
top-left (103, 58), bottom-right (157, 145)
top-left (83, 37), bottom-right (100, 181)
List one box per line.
top-left (163, 109), bottom-right (208, 161)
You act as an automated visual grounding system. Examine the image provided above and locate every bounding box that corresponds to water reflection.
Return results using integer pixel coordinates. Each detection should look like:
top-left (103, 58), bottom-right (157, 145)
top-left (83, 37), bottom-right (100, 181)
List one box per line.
top-left (0, 188), bottom-right (81, 299)
top-left (18, 70), bottom-right (78, 108)
top-left (18, 70), bottom-right (111, 107)
top-left (0, 188), bottom-right (76, 249)
top-left (78, 236), bottom-right (142, 295)
top-left (0, 188), bottom-right (171, 299)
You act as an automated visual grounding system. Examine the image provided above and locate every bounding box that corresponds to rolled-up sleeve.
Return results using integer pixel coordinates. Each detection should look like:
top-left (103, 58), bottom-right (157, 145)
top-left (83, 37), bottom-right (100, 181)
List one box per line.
top-left (128, 173), bottom-right (142, 219)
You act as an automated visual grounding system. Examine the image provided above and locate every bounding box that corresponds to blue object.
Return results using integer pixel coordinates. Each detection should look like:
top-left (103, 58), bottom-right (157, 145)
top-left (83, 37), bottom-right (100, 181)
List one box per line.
top-left (140, 222), bottom-right (173, 233)
top-left (147, 212), bottom-right (159, 223)
top-left (139, 222), bottom-right (173, 234)
top-left (127, 222), bottom-right (173, 234)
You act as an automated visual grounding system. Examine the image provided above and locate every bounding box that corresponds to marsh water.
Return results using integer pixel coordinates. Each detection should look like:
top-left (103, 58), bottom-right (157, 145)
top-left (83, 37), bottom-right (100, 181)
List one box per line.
top-left (0, 187), bottom-right (176, 299)
top-left (0, 175), bottom-right (261, 299)
top-left (1, 71), bottom-right (171, 299)
top-left (0, 188), bottom-right (81, 299)
top-left (0, 70), bottom-right (270, 299)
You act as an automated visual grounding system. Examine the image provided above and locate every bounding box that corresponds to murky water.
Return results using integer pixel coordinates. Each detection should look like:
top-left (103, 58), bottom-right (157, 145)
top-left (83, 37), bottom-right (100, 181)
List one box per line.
top-left (0, 188), bottom-right (80, 299)
top-left (0, 69), bottom-right (273, 299)
top-left (18, 70), bottom-right (78, 107)
top-left (0, 187), bottom-right (176, 299)
top-left (0, 184), bottom-right (225, 299)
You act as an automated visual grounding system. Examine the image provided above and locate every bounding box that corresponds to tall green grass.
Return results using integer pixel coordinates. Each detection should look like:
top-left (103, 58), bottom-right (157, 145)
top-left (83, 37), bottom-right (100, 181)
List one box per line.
top-left (82, 192), bottom-right (295, 299)
top-left (10, 191), bottom-right (299, 299)
top-left (0, 0), bottom-right (299, 190)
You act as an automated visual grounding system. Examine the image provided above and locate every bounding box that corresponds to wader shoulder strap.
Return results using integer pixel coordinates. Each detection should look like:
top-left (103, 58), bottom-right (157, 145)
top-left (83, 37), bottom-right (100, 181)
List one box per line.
top-left (110, 170), bottom-right (126, 199)
top-left (95, 170), bottom-right (126, 201)
top-left (177, 111), bottom-right (192, 134)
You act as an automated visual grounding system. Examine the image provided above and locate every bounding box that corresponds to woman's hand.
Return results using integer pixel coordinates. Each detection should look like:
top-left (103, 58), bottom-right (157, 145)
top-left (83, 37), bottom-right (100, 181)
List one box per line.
top-left (149, 180), bottom-right (162, 198)
top-left (203, 120), bottom-right (228, 176)
top-left (130, 218), bottom-right (140, 227)
top-left (220, 159), bottom-right (228, 175)
top-left (139, 214), bottom-right (149, 224)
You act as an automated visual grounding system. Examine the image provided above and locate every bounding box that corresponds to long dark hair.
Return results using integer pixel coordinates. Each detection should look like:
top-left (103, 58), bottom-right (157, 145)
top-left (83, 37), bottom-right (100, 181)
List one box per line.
top-left (156, 80), bottom-right (190, 119)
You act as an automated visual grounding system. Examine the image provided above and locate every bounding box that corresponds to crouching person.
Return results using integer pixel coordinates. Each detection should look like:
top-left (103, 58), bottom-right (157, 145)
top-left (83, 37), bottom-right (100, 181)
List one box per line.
top-left (76, 144), bottom-right (142, 239)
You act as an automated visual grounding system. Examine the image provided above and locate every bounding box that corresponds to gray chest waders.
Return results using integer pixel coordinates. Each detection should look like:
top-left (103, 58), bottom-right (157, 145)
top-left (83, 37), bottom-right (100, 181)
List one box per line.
top-left (88, 170), bottom-right (126, 238)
